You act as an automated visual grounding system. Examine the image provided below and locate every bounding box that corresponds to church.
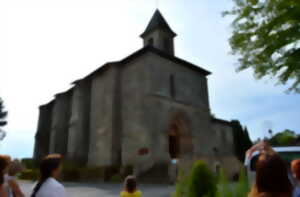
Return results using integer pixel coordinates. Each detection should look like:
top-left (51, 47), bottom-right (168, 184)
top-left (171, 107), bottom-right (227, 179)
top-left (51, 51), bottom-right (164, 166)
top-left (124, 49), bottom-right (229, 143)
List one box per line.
top-left (34, 10), bottom-right (241, 181)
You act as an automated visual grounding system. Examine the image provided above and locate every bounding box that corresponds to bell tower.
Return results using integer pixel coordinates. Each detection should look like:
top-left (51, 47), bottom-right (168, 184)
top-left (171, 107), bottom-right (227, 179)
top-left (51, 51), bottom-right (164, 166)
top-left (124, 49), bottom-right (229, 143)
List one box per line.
top-left (140, 10), bottom-right (177, 55)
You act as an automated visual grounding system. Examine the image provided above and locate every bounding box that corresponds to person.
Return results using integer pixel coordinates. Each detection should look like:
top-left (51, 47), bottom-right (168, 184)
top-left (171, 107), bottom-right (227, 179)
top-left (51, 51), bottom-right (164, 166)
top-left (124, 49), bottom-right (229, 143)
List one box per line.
top-left (31, 154), bottom-right (65, 197)
top-left (5, 159), bottom-right (25, 197)
top-left (120, 176), bottom-right (142, 197)
top-left (291, 159), bottom-right (300, 197)
top-left (0, 155), bottom-right (11, 197)
top-left (247, 141), bottom-right (293, 197)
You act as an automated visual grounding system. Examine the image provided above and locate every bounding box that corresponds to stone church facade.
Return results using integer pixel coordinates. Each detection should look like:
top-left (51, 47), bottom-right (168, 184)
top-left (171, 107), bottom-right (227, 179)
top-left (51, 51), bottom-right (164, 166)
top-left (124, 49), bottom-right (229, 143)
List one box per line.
top-left (34, 10), bottom-right (241, 180)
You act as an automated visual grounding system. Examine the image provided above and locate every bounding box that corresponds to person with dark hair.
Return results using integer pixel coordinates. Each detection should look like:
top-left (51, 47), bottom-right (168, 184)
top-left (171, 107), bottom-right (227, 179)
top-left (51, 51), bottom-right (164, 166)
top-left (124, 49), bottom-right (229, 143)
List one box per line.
top-left (31, 154), bottom-right (65, 197)
top-left (0, 155), bottom-right (11, 197)
top-left (120, 176), bottom-right (142, 197)
top-left (5, 159), bottom-right (25, 197)
top-left (247, 142), bottom-right (293, 197)
top-left (291, 159), bottom-right (300, 197)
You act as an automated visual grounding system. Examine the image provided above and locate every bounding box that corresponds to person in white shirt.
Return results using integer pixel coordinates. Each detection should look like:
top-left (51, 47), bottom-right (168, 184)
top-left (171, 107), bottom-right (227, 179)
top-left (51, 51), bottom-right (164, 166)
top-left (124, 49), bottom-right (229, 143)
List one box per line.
top-left (5, 159), bottom-right (25, 197)
top-left (31, 154), bottom-right (65, 197)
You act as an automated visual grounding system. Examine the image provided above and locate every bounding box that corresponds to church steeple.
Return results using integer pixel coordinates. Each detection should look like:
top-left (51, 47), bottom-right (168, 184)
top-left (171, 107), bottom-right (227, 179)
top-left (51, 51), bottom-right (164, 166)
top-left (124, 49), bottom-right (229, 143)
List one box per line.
top-left (140, 10), bottom-right (177, 55)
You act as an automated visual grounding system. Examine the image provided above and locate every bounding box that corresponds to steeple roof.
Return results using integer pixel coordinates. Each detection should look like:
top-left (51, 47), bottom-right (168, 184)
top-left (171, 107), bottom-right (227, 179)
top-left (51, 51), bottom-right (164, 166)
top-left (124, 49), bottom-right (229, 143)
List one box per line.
top-left (140, 10), bottom-right (176, 38)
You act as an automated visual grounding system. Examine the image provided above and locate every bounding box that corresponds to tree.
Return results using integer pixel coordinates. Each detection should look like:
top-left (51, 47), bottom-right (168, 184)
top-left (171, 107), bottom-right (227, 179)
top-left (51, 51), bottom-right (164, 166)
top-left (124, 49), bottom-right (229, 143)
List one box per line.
top-left (231, 120), bottom-right (253, 162)
top-left (0, 98), bottom-right (7, 140)
top-left (224, 0), bottom-right (300, 93)
top-left (268, 129), bottom-right (298, 146)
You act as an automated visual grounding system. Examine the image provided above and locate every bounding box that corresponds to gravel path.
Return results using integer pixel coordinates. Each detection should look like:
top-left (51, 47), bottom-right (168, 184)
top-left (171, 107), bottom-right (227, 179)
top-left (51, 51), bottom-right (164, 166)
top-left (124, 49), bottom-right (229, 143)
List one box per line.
top-left (19, 181), bottom-right (175, 197)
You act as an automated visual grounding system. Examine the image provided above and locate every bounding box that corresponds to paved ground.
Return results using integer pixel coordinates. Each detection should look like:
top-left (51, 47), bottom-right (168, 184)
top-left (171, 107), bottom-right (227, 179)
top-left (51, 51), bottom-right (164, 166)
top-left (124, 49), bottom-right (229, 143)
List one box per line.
top-left (20, 181), bottom-right (175, 197)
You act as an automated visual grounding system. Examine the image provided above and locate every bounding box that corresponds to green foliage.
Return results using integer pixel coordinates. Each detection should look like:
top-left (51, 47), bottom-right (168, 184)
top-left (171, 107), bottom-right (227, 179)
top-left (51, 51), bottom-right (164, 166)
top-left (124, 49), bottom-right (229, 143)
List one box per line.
top-left (173, 170), bottom-right (190, 197)
top-left (231, 120), bottom-right (253, 162)
top-left (110, 174), bottom-right (123, 182)
top-left (173, 161), bottom-right (217, 197)
top-left (215, 168), bottom-right (250, 197)
top-left (62, 163), bottom-right (81, 181)
top-left (235, 169), bottom-right (250, 197)
top-left (224, 0), bottom-right (300, 93)
top-left (78, 166), bottom-right (105, 181)
top-left (18, 169), bottom-right (39, 180)
top-left (268, 129), bottom-right (299, 146)
top-left (21, 158), bottom-right (38, 169)
top-left (215, 169), bottom-right (233, 197)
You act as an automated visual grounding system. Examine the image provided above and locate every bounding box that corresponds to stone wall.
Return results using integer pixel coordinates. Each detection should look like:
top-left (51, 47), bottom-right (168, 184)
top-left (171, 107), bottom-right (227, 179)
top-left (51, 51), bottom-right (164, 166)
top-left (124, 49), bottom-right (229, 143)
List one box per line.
top-left (34, 101), bottom-right (54, 160)
top-left (67, 80), bottom-right (91, 165)
top-left (49, 90), bottom-right (72, 156)
top-left (120, 52), bottom-right (218, 180)
top-left (88, 65), bottom-right (119, 166)
top-left (211, 120), bottom-right (242, 178)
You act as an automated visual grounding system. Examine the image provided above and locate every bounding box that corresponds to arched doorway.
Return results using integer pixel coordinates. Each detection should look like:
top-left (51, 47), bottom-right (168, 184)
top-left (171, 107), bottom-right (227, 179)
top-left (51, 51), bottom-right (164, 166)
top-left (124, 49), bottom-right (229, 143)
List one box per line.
top-left (168, 112), bottom-right (193, 159)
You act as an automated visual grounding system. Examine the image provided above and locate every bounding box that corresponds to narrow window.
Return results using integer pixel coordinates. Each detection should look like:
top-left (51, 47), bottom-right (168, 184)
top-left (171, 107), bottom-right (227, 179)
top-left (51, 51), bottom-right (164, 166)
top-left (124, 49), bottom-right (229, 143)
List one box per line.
top-left (164, 38), bottom-right (170, 51)
top-left (170, 74), bottom-right (175, 98)
top-left (148, 38), bottom-right (154, 46)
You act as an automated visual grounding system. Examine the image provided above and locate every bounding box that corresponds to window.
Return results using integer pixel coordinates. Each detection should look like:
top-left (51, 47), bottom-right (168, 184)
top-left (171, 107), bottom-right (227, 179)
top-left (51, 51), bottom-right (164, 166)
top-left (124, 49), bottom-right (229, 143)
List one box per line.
top-left (164, 38), bottom-right (170, 51)
top-left (170, 74), bottom-right (175, 98)
top-left (148, 38), bottom-right (154, 46)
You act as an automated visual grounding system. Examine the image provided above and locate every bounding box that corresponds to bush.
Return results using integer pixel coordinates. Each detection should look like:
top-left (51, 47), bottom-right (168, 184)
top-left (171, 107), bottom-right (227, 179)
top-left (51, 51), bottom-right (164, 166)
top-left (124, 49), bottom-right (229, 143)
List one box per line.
top-left (79, 166), bottom-right (105, 181)
top-left (18, 169), bottom-right (39, 180)
top-left (173, 161), bottom-right (217, 197)
top-left (110, 174), bottom-right (123, 182)
top-left (121, 165), bottom-right (134, 177)
top-left (21, 158), bottom-right (37, 169)
top-left (215, 168), bottom-right (250, 197)
top-left (187, 161), bottom-right (217, 197)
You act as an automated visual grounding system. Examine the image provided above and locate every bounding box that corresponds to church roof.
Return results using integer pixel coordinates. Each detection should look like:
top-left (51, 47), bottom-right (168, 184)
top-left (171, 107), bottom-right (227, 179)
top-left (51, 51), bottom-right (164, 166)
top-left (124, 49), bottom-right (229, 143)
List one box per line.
top-left (121, 46), bottom-right (211, 75)
top-left (212, 118), bottom-right (232, 127)
top-left (76, 46), bottom-right (211, 84)
top-left (140, 10), bottom-right (176, 38)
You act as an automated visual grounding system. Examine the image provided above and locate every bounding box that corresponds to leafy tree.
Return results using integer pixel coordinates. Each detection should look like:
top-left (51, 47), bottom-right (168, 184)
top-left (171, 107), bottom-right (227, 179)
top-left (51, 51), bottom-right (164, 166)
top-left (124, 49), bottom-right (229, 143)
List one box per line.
top-left (268, 129), bottom-right (298, 146)
top-left (231, 120), bottom-right (253, 162)
top-left (0, 98), bottom-right (7, 140)
top-left (224, 0), bottom-right (300, 92)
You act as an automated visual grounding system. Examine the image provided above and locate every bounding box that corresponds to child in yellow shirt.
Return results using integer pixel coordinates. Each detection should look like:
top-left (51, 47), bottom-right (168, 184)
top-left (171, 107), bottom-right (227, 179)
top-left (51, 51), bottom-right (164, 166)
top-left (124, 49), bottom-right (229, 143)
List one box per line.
top-left (120, 176), bottom-right (142, 197)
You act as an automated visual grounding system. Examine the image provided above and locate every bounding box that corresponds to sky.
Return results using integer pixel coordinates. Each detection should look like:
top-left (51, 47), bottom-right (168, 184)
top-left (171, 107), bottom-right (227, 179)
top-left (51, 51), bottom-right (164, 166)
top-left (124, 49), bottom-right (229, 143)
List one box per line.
top-left (0, 0), bottom-right (299, 159)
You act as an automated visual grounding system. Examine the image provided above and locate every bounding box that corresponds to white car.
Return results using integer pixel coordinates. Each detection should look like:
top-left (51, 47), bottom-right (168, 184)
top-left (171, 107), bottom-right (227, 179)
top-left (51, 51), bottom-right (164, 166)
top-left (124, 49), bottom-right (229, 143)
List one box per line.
top-left (245, 146), bottom-right (300, 184)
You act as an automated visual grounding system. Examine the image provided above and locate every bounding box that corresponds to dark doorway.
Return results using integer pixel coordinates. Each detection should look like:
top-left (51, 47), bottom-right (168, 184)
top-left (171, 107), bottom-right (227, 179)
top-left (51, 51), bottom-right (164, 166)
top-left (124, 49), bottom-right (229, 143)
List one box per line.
top-left (169, 134), bottom-right (180, 159)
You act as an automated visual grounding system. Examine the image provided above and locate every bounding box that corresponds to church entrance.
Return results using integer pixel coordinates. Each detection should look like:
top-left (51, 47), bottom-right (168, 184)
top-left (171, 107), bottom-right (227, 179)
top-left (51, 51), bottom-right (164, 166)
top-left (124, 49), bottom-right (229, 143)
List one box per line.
top-left (169, 128), bottom-right (180, 159)
top-left (168, 112), bottom-right (193, 160)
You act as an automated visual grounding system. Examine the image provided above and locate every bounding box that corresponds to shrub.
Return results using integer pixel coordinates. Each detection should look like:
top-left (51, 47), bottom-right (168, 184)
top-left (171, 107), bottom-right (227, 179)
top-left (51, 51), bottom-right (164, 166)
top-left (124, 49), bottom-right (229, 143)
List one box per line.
top-left (62, 166), bottom-right (80, 182)
top-left (235, 169), bottom-right (250, 197)
top-left (18, 169), bottom-right (39, 180)
top-left (110, 174), bottom-right (123, 182)
top-left (187, 161), bottom-right (217, 197)
top-left (103, 165), bottom-right (120, 182)
top-left (215, 169), bottom-right (233, 197)
top-left (21, 158), bottom-right (37, 169)
top-left (215, 168), bottom-right (250, 197)
top-left (79, 166), bottom-right (105, 181)
top-left (173, 161), bottom-right (217, 197)
top-left (121, 165), bottom-right (134, 177)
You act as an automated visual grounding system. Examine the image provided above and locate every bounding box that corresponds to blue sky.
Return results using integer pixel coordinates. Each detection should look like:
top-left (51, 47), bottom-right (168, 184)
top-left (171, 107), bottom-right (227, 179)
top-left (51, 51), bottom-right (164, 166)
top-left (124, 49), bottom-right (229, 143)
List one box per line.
top-left (0, 0), bottom-right (299, 158)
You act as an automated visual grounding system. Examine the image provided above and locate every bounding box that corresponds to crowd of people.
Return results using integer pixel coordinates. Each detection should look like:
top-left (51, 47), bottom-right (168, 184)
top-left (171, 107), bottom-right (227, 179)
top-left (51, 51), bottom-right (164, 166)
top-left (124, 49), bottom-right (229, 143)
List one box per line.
top-left (0, 154), bottom-right (142, 197)
top-left (0, 141), bottom-right (300, 197)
